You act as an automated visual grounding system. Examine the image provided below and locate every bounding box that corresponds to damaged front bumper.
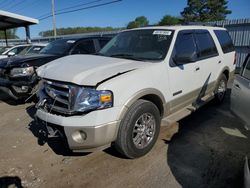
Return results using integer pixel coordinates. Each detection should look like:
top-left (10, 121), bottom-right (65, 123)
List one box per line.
top-left (0, 76), bottom-right (38, 99)
top-left (36, 106), bottom-right (121, 152)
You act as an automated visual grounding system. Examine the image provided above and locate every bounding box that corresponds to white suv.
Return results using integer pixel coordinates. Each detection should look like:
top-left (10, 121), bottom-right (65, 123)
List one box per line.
top-left (36, 26), bottom-right (236, 158)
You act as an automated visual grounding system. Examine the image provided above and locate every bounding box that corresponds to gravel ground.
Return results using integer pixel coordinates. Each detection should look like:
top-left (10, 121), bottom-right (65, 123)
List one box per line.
top-left (0, 90), bottom-right (249, 188)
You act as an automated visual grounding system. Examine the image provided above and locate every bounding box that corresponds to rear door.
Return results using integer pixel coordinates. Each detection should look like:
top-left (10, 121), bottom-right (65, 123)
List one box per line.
top-left (194, 30), bottom-right (220, 95)
top-left (231, 56), bottom-right (250, 128)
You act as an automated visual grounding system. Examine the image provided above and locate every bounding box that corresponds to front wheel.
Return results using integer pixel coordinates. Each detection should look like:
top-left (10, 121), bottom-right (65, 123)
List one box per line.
top-left (115, 99), bottom-right (161, 159)
top-left (214, 74), bottom-right (228, 104)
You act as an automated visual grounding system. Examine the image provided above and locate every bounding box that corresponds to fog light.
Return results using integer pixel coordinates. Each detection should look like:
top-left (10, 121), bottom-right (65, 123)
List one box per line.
top-left (72, 130), bottom-right (87, 143)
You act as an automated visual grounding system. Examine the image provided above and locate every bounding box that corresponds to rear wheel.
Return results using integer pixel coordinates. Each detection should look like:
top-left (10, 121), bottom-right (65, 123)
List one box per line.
top-left (214, 74), bottom-right (228, 104)
top-left (115, 99), bottom-right (161, 159)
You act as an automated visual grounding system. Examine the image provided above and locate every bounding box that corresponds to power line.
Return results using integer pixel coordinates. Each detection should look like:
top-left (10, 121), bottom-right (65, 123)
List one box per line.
top-left (37, 0), bottom-right (103, 19)
top-left (0, 0), bottom-right (15, 9)
top-left (39, 0), bottom-right (122, 21)
top-left (6, 0), bottom-right (27, 11)
top-left (12, 0), bottom-right (41, 13)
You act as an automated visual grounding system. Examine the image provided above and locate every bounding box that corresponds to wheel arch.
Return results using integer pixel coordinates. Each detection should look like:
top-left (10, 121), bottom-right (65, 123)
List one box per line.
top-left (117, 88), bottom-right (167, 121)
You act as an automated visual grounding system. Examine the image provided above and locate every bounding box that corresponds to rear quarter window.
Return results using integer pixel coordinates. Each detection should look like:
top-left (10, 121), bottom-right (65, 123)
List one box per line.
top-left (214, 30), bottom-right (235, 53)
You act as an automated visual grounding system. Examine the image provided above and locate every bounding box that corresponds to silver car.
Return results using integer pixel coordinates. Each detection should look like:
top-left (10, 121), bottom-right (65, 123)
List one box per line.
top-left (231, 55), bottom-right (250, 129)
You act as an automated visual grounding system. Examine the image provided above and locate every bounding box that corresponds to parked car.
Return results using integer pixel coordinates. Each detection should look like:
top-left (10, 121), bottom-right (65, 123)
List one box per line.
top-left (0, 36), bottom-right (111, 100)
top-left (0, 44), bottom-right (31, 59)
top-left (231, 54), bottom-right (250, 129)
top-left (18, 43), bottom-right (47, 56)
top-left (36, 26), bottom-right (236, 158)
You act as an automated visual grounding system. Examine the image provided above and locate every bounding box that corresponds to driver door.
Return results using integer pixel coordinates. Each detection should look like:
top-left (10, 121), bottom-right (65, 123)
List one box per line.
top-left (168, 30), bottom-right (202, 113)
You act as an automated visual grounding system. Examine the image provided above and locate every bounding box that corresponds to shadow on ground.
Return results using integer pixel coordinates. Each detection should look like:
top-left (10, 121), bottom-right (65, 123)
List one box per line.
top-left (167, 91), bottom-right (250, 188)
top-left (0, 176), bottom-right (23, 188)
top-left (0, 92), bottom-right (31, 105)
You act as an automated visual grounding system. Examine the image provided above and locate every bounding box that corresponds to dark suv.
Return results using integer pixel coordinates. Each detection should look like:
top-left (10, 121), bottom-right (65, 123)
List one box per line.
top-left (0, 36), bottom-right (111, 100)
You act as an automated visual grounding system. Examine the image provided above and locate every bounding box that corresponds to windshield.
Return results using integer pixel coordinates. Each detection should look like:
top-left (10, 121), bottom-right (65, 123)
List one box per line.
top-left (99, 29), bottom-right (174, 61)
top-left (19, 45), bottom-right (45, 55)
top-left (40, 39), bottom-right (74, 55)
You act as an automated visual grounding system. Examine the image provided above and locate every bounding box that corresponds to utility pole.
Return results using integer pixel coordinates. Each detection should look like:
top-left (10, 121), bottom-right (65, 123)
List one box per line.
top-left (52, 0), bottom-right (57, 37)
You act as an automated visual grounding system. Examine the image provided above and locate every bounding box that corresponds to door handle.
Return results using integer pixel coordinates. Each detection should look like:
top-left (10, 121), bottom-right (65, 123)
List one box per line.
top-left (218, 61), bottom-right (222, 64)
top-left (195, 67), bottom-right (200, 71)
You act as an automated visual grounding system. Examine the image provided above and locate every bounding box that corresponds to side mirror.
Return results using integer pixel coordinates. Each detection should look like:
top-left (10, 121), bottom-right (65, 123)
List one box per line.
top-left (8, 52), bottom-right (15, 57)
top-left (173, 52), bottom-right (197, 65)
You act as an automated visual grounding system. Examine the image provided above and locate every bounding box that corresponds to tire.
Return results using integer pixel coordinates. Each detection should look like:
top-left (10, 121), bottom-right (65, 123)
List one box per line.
top-left (115, 99), bottom-right (161, 159)
top-left (214, 74), bottom-right (228, 104)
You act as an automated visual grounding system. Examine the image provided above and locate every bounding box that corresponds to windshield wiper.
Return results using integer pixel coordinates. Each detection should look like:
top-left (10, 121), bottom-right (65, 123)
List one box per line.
top-left (110, 54), bottom-right (143, 61)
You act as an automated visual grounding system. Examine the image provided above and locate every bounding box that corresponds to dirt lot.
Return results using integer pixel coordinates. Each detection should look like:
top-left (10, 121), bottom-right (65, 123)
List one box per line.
top-left (0, 91), bottom-right (249, 188)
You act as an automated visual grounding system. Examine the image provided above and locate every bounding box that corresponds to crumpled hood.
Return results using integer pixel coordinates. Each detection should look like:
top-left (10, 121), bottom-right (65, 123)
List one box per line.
top-left (37, 54), bottom-right (152, 86)
top-left (0, 54), bottom-right (57, 68)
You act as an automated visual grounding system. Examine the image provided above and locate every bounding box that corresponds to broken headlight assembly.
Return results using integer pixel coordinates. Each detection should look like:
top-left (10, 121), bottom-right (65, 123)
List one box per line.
top-left (71, 87), bottom-right (113, 113)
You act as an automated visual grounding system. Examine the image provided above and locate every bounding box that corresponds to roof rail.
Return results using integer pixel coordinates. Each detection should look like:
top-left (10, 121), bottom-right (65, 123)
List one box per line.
top-left (182, 22), bottom-right (220, 27)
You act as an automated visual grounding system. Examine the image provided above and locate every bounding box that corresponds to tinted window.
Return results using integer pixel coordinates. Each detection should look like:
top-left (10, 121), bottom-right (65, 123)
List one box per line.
top-left (175, 31), bottom-right (196, 59)
top-left (99, 39), bottom-right (110, 48)
top-left (195, 30), bottom-right (218, 58)
top-left (71, 40), bottom-right (95, 54)
top-left (27, 46), bottom-right (44, 54)
top-left (9, 46), bottom-right (27, 54)
top-left (214, 30), bottom-right (234, 53)
top-left (40, 39), bottom-right (75, 55)
top-left (242, 58), bottom-right (250, 80)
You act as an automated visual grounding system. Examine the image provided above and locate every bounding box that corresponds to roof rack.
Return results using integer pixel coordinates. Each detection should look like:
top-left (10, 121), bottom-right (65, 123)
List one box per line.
top-left (182, 22), bottom-right (220, 27)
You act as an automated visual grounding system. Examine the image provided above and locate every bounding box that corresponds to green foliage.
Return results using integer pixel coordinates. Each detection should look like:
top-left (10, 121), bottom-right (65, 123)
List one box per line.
top-left (0, 29), bottom-right (19, 39)
top-left (181, 0), bottom-right (232, 22)
top-left (158, 15), bottom-right (182, 26)
top-left (127, 16), bottom-right (149, 29)
top-left (39, 26), bottom-right (123, 37)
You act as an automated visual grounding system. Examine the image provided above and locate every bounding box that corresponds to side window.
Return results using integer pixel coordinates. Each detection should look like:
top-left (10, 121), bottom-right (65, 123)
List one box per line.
top-left (242, 58), bottom-right (250, 80)
top-left (16, 46), bottom-right (27, 54)
top-left (71, 40), bottom-right (95, 54)
top-left (214, 30), bottom-right (235, 53)
top-left (195, 30), bottom-right (218, 59)
top-left (9, 47), bottom-right (18, 54)
top-left (99, 39), bottom-right (110, 49)
top-left (174, 31), bottom-right (196, 59)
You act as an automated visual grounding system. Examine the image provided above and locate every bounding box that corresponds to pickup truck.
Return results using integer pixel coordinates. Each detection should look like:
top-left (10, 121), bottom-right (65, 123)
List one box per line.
top-left (36, 26), bottom-right (236, 158)
top-left (0, 36), bottom-right (111, 100)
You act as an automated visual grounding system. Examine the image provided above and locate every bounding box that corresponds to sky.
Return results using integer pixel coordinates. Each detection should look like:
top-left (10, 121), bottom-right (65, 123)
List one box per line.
top-left (0, 0), bottom-right (250, 38)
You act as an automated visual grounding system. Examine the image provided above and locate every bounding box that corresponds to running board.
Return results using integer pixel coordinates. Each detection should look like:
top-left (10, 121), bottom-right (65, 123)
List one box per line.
top-left (161, 93), bottom-right (214, 126)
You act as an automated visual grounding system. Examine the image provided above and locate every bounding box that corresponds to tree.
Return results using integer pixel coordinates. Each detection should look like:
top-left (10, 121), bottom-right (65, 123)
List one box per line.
top-left (181, 0), bottom-right (231, 22)
top-left (0, 29), bottom-right (18, 39)
top-left (158, 15), bottom-right (181, 26)
top-left (127, 16), bottom-right (149, 29)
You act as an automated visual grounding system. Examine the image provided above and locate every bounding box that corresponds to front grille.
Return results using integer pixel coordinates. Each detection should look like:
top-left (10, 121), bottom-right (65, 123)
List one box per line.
top-left (44, 80), bottom-right (74, 115)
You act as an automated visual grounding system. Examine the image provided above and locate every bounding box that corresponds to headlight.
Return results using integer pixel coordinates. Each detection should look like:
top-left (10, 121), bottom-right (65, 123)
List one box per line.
top-left (72, 87), bottom-right (113, 112)
top-left (10, 67), bottom-right (34, 77)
